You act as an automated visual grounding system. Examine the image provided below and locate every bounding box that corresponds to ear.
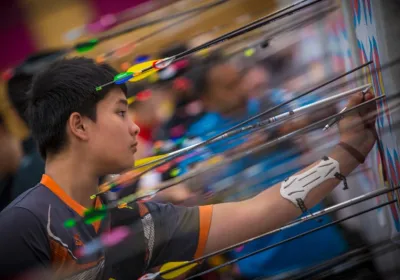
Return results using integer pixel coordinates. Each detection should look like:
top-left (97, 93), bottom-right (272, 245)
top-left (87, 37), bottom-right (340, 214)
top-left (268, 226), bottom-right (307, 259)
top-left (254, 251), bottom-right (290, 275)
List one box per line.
top-left (67, 112), bottom-right (90, 141)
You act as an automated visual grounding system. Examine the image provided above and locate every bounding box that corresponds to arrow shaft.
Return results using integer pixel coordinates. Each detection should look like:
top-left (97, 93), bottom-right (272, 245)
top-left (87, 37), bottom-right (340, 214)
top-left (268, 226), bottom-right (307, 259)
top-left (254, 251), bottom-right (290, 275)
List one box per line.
top-left (224, 84), bottom-right (371, 137)
top-left (97, 0), bottom-right (228, 43)
top-left (176, 0), bottom-right (324, 59)
top-left (184, 199), bottom-right (397, 279)
top-left (96, 0), bottom-right (333, 88)
top-left (157, 181), bottom-right (399, 276)
top-left (122, 95), bottom-right (387, 204)
top-left (132, 62), bottom-right (372, 170)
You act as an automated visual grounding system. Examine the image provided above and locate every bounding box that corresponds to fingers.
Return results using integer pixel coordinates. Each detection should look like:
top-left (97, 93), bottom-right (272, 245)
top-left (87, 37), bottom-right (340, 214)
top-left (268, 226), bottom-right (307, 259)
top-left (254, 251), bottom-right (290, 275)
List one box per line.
top-left (346, 90), bottom-right (365, 108)
top-left (338, 90), bottom-right (377, 134)
top-left (360, 90), bottom-right (378, 127)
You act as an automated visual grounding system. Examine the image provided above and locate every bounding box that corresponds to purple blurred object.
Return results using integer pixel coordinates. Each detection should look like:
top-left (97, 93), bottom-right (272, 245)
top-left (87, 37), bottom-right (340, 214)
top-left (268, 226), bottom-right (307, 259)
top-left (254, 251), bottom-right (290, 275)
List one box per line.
top-left (0, 1), bottom-right (36, 71)
top-left (86, 14), bottom-right (118, 33)
top-left (86, 0), bottom-right (167, 34)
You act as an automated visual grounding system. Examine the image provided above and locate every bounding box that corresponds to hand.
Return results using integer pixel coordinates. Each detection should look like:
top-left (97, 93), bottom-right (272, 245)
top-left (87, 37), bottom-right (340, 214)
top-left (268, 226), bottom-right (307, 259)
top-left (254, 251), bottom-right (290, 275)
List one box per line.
top-left (338, 90), bottom-right (377, 157)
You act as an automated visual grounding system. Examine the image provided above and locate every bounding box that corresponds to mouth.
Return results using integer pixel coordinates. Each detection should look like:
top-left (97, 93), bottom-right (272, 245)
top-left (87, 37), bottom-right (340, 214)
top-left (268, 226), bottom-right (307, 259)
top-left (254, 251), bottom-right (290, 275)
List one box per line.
top-left (130, 143), bottom-right (138, 153)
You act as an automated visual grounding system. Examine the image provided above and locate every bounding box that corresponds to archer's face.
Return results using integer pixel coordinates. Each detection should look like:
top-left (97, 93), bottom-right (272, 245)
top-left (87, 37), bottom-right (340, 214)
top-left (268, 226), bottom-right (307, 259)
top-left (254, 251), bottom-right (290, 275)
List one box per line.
top-left (207, 63), bottom-right (247, 112)
top-left (86, 88), bottom-right (140, 175)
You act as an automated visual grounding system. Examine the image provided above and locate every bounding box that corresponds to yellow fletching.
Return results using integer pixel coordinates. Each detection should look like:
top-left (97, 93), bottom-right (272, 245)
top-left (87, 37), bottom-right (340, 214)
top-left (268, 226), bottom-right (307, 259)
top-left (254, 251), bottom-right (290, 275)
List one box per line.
top-left (127, 60), bottom-right (159, 82)
top-left (134, 154), bottom-right (168, 169)
top-left (127, 96), bottom-right (136, 105)
top-left (160, 262), bottom-right (197, 279)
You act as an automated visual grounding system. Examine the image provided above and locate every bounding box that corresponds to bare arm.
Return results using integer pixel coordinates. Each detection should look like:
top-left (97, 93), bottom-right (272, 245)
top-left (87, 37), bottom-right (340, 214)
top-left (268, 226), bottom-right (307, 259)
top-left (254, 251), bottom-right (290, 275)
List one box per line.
top-left (204, 145), bottom-right (358, 253)
top-left (204, 91), bottom-right (376, 255)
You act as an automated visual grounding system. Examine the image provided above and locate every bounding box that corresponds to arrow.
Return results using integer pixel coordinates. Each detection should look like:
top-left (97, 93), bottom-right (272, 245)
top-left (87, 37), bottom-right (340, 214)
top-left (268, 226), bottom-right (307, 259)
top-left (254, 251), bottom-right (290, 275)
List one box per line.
top-left (78, 94), bottom-right (387, 222)
top-left (94, 0), bottom-right (331, 90)
top-left (96, 57), bottom-right (175, 91)
top-left (90, 155), bottom-right (171, 198)
top-left (133, 81), bottom-right (373, 171)
top-left (92, 82), bottom-right (374, 199)
top-left (66, 57), bottom-right (400, 229)
top-left (72, 0), bottom-right (228, 54)
top-left (117, 95), bottom-right (387, 204)
top-left (184, 200), bottom-right (397, 279)
top-left (97, 1), bottom-right (228, 63)
top-left (65, 93), bottom-right (399, 231)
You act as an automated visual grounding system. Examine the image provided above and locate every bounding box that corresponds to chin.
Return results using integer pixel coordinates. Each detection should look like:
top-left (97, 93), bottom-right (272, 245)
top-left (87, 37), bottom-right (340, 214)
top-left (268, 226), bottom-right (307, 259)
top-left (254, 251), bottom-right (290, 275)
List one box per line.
top-left (102, 161), bottom-right (134, 176)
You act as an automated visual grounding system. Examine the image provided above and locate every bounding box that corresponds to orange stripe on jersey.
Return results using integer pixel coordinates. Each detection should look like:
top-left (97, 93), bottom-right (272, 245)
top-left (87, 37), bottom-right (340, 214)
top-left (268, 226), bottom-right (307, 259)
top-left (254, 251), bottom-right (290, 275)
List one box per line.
top-left (92, 197), bottom-right (102, 233)
top-left (138, 202), bottom-right (149, 217)
top-left (194, 205), bottom-right (213, 259)
top-left (41, 175), bottom-right (86, 217)
top-left (41, 174), bottom-right (103, 229)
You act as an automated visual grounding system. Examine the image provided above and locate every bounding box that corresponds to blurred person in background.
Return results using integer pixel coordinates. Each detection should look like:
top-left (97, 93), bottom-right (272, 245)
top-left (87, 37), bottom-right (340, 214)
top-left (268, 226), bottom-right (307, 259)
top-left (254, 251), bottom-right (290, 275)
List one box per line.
top-left (177, 51), bottom-right (262, 185)
top-left (0, 101), bottom-right (24, 211)
top-left (0, 50), bottom-right (64, 209)
top-left (154, 44), bottom-right (205, 142)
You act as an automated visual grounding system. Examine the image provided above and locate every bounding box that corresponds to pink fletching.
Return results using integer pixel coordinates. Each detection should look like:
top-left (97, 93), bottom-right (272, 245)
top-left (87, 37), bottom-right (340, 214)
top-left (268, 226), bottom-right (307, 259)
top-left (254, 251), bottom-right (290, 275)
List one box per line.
top-left (100, 226), bottom-right (131, 247)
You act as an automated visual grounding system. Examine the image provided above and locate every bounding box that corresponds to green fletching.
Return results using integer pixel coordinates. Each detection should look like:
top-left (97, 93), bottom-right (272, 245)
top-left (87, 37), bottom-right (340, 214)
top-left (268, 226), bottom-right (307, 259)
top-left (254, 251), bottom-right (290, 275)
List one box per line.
top-left (75, 39), bottom-right (99, 53)
top-left (84, 215), bottom-right (106, 224)
top-left (64, 219), bottom-right (76, 228)
top-left (83, 207), bottom-right (107, 224)
top-left (96, 86), bottom-right (103, 91)
top-left (114, 72), bottom-right (134, 84)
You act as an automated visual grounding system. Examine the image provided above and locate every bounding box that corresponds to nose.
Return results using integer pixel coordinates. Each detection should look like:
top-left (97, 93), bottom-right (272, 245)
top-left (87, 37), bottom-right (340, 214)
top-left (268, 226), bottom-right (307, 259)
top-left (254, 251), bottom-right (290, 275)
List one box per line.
top-left (129, 120), bottom-right (140, 137)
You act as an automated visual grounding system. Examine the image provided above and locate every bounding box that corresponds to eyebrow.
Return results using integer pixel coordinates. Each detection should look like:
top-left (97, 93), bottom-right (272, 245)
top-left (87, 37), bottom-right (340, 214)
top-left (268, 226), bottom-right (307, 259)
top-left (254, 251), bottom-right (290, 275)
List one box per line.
top-left (117, 99), bottom-right (128, 106)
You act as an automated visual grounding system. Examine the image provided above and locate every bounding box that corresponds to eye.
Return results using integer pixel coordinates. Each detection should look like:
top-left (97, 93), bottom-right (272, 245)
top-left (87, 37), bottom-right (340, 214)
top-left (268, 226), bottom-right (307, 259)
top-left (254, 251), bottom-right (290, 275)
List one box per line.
top-left (117, 110), bottom-right (127, 118)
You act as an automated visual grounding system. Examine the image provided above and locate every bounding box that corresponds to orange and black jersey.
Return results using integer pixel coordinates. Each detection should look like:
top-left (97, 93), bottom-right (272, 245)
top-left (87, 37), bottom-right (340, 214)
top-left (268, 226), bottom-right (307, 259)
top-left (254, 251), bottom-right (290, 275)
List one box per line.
top-left (0, 175), bottom-right (213, 279)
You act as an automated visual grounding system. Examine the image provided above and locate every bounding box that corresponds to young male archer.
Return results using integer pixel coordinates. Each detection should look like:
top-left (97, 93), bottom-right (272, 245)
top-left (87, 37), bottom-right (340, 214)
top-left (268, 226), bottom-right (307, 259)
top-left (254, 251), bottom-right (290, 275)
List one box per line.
top-left (0, 57), bottom-right (377, 280)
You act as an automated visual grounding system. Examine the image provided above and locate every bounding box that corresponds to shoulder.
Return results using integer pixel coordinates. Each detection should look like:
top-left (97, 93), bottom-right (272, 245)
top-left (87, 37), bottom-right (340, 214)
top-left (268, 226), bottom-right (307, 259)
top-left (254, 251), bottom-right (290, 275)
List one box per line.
top-left (0, 206), bottom-right (48, 250)
top-left (0, 205), bottom-right (50, 278)
top-left (0, 204), bottom-right (48, 250)
top-left (6, 183), bottom-right (49, 209)
top-left (0, 185), bottom-right (51, 235)
top-left (2, 183), bottom-right (58, 225)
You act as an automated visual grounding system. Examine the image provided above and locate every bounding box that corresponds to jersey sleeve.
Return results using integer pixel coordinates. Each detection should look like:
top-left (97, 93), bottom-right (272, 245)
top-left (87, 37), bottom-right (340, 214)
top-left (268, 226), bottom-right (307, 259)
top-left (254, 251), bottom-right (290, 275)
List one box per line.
top-left (141, 202), bottom-right (213, 268)
top-left (0, 207), bottom-right (51, 279)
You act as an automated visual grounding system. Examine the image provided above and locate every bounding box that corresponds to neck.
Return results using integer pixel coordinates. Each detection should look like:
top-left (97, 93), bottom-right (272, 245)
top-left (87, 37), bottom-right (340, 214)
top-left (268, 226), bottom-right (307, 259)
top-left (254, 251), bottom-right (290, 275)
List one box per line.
top-left (45, 151), bottom-right (99, 209)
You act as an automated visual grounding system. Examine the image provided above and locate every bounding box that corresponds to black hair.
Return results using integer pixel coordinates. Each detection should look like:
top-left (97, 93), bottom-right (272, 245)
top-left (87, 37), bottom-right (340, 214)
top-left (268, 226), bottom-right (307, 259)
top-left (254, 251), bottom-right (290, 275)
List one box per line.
top-left (7, 72), bottom-right (33, 124)
top-left (26, 57), bottom-right (127, 159)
